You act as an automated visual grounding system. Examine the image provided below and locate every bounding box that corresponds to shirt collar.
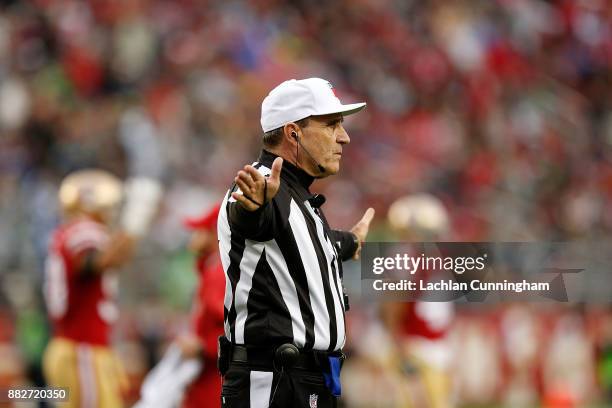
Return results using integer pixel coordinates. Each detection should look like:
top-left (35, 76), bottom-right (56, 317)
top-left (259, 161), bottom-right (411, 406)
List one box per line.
top-left (258, 149), bottom-right (315, 190)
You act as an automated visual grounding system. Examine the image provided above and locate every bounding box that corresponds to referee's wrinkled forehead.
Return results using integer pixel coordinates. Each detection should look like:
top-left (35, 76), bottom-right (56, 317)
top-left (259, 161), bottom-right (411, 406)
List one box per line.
top-left (260, 78), bottom-right (366, 133)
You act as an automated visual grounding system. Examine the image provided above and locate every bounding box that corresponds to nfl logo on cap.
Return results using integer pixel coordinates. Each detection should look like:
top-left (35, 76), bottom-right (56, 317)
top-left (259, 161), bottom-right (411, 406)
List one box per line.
top-left (327, 81), bottom-right (338, 97)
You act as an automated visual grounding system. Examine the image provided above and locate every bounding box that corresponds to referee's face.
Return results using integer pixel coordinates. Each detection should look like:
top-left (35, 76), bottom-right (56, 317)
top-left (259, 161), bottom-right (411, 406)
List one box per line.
top-left (300, 113), bottom-right (350, 177)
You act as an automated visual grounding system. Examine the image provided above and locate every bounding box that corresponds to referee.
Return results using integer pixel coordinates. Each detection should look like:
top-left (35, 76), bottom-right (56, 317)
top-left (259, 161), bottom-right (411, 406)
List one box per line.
top-left (217, 78), bottom-right (374, 408)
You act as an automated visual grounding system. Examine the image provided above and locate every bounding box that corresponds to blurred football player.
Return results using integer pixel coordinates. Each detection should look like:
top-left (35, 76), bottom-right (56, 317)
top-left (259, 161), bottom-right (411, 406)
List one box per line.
top-left (135, 204), bottom-right (224, 408)
top-left (180, 204), bottom-right (225, 407)
top-left (382, 194), bottom-right (455, 408)
top-left (43, 169), bottom-right (161, 408)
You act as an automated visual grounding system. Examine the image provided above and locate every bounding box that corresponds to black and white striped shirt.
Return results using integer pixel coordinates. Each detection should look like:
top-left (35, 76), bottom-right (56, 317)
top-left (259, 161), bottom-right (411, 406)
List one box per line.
top-left (218, 150), bottom-right (358, 352)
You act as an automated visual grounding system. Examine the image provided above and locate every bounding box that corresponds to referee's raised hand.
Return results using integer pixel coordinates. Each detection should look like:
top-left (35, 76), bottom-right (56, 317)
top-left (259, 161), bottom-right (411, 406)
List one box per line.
top-left (232, 157), bottom-right (283, 211)
top-left (350, 207), bottom-right (375, 260)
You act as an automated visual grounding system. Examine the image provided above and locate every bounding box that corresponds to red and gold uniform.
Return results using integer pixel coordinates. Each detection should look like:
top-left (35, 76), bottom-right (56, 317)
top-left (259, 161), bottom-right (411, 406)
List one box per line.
top-left (43, 217), bottom-right (127, 408)
top-left (385, 195), bottom-right (455, 408)
top-left (399, 301), bottom-right (454, 408)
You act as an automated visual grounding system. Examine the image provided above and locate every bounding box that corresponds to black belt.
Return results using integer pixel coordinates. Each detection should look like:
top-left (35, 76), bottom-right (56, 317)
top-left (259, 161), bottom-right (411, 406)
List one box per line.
top-left (231, 345), bottom-right (340, 371)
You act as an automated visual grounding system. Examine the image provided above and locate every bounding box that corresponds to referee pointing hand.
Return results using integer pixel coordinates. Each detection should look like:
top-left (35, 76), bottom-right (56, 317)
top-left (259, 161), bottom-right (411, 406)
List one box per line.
top-left (217, 78), bottom-right (374, 407)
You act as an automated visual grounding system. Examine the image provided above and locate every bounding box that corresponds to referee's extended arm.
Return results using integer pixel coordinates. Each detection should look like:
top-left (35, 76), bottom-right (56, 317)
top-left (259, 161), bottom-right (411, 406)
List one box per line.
top-left (231, 155), bottom-right (374, 259)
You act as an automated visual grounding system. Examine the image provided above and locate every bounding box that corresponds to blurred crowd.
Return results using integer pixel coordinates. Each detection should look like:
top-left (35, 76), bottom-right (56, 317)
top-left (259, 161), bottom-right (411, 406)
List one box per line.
top-left (342, 303), bottom-right (612, 406)
top-left (0, 0), bottom-right (611, 406)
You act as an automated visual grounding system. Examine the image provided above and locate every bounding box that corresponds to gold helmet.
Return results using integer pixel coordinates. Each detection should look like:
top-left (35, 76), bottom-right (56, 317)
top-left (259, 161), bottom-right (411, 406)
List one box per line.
top-left (59, 169), bottom-right (123, 219)
top-left (387, 193), bottom-right (450, 240)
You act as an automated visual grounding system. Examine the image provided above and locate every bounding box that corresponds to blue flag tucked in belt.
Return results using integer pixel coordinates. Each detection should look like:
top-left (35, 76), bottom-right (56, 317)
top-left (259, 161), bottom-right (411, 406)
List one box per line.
top-left (323, 356), bottom-right (342, 396)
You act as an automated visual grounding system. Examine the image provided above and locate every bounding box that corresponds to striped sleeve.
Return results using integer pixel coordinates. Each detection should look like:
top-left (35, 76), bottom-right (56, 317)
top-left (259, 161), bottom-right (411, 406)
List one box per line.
top-left (227, 201), bottom-right (276, 241)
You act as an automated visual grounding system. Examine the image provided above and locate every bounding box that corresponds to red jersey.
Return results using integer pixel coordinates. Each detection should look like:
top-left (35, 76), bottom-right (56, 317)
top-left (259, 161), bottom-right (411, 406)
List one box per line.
top-left (182, 252), bottom-right (225, 408)
top-left (190, 253), bottom-right (225, 360)
top-left (401, 301), bottom-right (454, 340)
top-left (44, 217), bottom-right (118, 346)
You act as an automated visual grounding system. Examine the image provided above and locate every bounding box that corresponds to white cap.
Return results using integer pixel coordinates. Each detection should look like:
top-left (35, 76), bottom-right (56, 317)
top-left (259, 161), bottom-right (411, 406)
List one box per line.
top-left (260, 78), bottom-right (366, 132)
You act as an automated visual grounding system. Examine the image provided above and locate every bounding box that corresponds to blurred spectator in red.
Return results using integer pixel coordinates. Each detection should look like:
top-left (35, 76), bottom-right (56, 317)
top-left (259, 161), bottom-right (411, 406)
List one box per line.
top-left (135, 203), bottom-right (224, 407)
top-left (180, 203), bottom-right (225, 407)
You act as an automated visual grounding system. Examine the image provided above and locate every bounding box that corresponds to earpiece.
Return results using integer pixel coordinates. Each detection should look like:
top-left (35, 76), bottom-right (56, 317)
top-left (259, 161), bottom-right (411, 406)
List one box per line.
top-left (293, 130), bottom-right (326, 173)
